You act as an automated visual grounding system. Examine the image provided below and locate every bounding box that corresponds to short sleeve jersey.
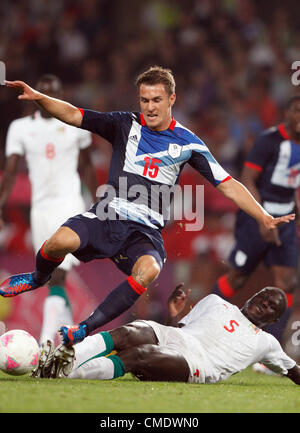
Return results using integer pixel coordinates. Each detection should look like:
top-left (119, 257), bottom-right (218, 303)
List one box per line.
top-left (5, 111), bottom-right (91, 208)
top-left (179, 295), bottom-right (296, 383)
top-left (79, 109), bottom-right (230, 230)
top-left (244, 123), bottom-right (300, 216)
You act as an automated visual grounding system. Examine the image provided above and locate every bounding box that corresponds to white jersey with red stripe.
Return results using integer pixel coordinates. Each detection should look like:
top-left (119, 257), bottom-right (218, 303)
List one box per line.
top-left (177, 294), bottom-right (295, 383)
top-left (5, 111), bottom-right (91, 209)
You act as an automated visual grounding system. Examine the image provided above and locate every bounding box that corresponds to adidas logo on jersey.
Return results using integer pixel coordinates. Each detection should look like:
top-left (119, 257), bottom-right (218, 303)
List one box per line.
top-left (129, 134), bottom-right (138, 141)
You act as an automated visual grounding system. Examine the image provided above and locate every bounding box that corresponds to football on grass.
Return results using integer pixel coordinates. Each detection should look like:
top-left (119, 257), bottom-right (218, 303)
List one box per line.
top-left (0, 329), bottom-right (39, 376)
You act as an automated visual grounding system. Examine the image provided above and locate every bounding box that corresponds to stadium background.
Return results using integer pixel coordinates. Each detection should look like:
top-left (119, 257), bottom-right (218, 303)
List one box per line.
top-left (0, 0), bottom-right (299, 359)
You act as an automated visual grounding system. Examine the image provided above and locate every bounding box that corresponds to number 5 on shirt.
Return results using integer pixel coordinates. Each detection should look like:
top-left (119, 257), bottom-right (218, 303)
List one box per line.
top-left (224, 320), bottom-right (240, 333)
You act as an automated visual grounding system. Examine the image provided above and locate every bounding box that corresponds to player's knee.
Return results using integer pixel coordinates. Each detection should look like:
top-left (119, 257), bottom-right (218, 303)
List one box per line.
top-left (131, 255), bottom-right (161, 287)
top-left (116, 324), bottom-right (139, 347)
top-left (112, 323), bottom-right (155, 351)
top-left (44, 227), bottom-right (80, 257)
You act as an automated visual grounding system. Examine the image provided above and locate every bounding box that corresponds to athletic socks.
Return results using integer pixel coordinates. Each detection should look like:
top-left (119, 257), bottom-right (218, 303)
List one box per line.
top-left (80, 277), bottom-right (147, 335)
top-left (73, 331), bottom-right (115, 369)
top-left (69, 354), bottom-right (125, 380)
top-left (33, 242), bottom-right (64, 284)
top-left (211, 275), bottom-right (235, 300)
top-left (70, 331), bottom-right (125, 380)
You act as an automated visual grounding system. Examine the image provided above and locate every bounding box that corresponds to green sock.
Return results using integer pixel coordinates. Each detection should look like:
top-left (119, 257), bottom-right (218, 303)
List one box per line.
top-left (49, 285), bottom-right (71, 308)
top-left (108, 354), bottom-right (126, 379)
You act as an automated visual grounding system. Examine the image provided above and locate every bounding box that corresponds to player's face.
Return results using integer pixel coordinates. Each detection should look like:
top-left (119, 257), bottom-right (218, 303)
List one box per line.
top-left (286, 100), bottom-right (300, 135)
top-left (139, 83), bottom-right (176, 131)
top-left (243, 288), bottom-right (285, 327)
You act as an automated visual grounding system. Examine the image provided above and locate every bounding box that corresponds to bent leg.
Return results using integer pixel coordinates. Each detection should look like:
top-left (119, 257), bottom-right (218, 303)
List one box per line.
top-left (79, 255), bottom-right (161, 335)
top-left (211, 267), bottom-right (250, 300)
top-left (33, 226), bottom-right (80, 285)
top-left (120, 344), bottom-right (190, 382)
top-left (110, 321), bottom-right (158, 351)
top-left (69, 322), bottom-right (157, 372)
top-left (70, 343), bottom-right (189, 382)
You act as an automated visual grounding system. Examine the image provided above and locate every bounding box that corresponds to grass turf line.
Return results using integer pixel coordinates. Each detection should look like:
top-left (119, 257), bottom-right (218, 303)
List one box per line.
top-left (0, 368), bottom-right (299, 413)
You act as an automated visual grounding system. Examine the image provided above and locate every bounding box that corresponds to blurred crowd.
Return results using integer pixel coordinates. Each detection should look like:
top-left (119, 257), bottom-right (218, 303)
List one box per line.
top-left (1, 0), bottom-right (300, 310)
top-left (1, 0), bottom-right (300, 177)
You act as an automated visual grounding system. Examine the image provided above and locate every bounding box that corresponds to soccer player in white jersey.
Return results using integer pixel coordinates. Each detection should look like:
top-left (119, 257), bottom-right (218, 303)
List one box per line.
top-left (1, 67), bottom-right (295, 349)
top-left (0, 75), bottom-right (97, 348)
top-left (41, 285), bottom-right (300, 385)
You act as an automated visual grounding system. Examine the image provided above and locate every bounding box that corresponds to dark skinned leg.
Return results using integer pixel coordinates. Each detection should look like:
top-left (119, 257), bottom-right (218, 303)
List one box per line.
top-left (110, 321), bottom-right (158, 351)
top-left (212, 266), bottom-right (250, 299)
top-left (109, 319), bottom-right (189, 382)
top-left (118, 344), bottom-right (190, 382)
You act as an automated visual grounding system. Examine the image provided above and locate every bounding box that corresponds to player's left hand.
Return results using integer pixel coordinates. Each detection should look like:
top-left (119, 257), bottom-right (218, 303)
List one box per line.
top-left (168, 283), bottom-right (191, 318)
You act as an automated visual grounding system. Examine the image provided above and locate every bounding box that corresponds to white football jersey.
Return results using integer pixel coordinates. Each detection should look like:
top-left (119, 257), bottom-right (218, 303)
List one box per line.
top-left (5, 111), bottom-right (91, 209)
top-left (179, 295), bottom-right (296, 383)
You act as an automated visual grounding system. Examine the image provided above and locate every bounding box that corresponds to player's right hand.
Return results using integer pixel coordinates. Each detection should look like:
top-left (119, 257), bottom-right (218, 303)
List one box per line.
top-left (5, 80), bottom-right (42, 101)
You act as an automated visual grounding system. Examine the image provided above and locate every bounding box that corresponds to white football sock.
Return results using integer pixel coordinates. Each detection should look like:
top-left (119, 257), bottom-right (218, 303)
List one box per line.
top-left (40, 295), bottom-right (73, 344)
top-left (73, 333), bottom-right (109, 369)
top-left (69, 356), bottom-right (114, 380)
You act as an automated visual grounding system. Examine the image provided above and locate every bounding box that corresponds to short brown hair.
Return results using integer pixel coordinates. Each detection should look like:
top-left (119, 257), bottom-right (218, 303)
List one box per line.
top-left (135, 66), bottom-right (176, 96)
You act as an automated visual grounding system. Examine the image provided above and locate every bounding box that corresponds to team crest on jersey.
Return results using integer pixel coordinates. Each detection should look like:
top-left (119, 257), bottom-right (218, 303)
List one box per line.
top-left (168, 143), bottom-right (182, 159)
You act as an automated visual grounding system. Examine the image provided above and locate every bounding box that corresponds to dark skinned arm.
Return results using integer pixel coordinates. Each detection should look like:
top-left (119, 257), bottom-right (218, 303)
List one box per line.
top-left (78, 147), bottom-right (98, 204)
top-left (165, 283), bottom-right (191, 327)
top-left (0, 153), bottom-right (20, 230)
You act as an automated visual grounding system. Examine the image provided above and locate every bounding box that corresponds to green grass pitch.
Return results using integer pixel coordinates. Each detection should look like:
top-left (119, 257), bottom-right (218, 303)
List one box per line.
top-left (0, 368), bottom-right (299, 414)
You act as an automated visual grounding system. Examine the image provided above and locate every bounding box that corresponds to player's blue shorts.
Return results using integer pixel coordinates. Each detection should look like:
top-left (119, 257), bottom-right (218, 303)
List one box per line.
top-left (61, 204), bottom-right (166, 276)
top-left (228, 210), bottom-right (298, 274)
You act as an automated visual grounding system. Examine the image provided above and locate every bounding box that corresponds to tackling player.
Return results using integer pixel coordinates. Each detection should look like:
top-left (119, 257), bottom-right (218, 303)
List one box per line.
top-left (211, 95), bottom-right (300, 344)
top-left (0, 75), bottom-right (97, 348)
top-left (40, 284), bottom-right (300, 385)
top-left (0, 67), bottom-right (295, 348)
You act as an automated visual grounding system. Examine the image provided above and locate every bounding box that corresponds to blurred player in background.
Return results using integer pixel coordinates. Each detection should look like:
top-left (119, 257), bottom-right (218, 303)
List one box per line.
top-left (40, 284), bottom-right (300, 386)
top-left (0, 67), bottom-right (295, 349)
top-left (211, 95), bottom-right (300, 345)
top-left (0, 74), bottom-right (98, 348)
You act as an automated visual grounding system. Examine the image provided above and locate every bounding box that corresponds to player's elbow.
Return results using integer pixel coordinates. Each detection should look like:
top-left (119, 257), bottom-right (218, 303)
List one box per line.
top-left (217, 177), bottom-right (237, 199)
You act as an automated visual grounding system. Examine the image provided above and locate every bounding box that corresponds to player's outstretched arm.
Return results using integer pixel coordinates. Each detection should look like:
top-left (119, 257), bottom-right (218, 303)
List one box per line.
top-left (285, 365), bottom-right (300, 385)
top-left (5, 80), bottom-right (82, 127)
top-left (217, 177), bottom-right (295, 230)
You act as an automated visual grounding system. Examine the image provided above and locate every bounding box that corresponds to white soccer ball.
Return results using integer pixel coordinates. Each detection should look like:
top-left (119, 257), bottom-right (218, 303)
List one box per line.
top-left (0, 329), bottom-right (40, 376)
